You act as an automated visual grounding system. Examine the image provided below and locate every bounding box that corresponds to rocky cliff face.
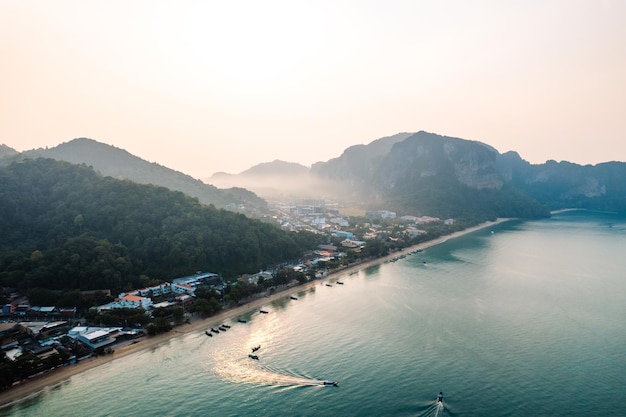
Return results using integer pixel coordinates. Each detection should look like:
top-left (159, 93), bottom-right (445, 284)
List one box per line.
top-left (313, 131), bottom-right (505, 197)
top-left (375, 132), bottom-right (503, 192)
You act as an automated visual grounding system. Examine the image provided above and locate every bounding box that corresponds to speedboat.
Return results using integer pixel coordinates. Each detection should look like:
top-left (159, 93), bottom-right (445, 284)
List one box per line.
top-left (249, 353), bottom-right (259, 360)
top-left (322, 381), bottom-right (338, 387)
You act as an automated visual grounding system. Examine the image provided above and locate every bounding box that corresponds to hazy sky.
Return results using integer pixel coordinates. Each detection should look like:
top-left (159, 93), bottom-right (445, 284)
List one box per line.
top-left (1, 1), bottom-right (625, 179)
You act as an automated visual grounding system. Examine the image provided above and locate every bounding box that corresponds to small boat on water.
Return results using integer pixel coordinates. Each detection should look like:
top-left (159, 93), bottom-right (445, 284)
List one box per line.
top-left (251, 345), bottom-right (261, 352)
top-left (218, 326), bottom-right (228, 331)
top-left (211, 327), bottom-right (220, 333)
top-left (325, 283), bottom-right (332, 287)
top-left (322, 381), bottom-right (338, 387)
top-left (290, 296), bottom-right (298, 300)
top-left (205, 330), bottom-right (213, 337)
top-left (222, 324), bottom-right (231, 328)
top-left (336, 281), bottom-right (344, 285)
top-left (260, 310), bottom-right (269, 314)
top-left (249, 353), bottom-right (259, 360)
top-left (237, 319), bottom-right (247, 323)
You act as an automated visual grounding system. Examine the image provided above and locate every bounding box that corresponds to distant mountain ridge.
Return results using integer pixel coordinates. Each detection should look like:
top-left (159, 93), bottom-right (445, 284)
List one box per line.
top-left (0, 144), bottom-right (18, 159)
top-left (311, 130), bottom-right (626, 216)
top-left (4, 131), bottom-right (625, 220)
top-left (0, 138), bottom-right (267, 213)
top-left (219, 130), bottom-right (626, 218)
top-left (209, 159), bottom-right (343, 199)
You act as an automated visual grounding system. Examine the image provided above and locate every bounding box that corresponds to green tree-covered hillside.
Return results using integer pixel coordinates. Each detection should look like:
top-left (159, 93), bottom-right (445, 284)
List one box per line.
top-left (0, 159), bottom-right (321, 293)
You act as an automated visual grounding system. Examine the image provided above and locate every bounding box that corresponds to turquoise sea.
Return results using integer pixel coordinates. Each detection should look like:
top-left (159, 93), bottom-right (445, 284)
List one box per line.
top-left (2, 210), bottom-right (625, 416)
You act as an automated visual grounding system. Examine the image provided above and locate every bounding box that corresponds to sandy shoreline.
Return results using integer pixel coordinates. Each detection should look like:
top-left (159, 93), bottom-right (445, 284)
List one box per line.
top-left (0, 218), bottom-right (511, 407)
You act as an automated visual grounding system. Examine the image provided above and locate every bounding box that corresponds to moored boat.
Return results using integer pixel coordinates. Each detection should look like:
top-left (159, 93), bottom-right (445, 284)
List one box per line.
top-left (249, 353), bottom-right (259, 360)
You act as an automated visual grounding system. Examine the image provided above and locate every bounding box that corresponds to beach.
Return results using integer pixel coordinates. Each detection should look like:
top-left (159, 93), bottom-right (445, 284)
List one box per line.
top-left (0, 218), bottom-right (510, 407)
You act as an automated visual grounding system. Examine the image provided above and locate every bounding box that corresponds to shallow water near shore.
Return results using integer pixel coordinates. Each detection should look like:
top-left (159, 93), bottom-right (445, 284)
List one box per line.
top-left (2, 210), bottom-right (626, 416)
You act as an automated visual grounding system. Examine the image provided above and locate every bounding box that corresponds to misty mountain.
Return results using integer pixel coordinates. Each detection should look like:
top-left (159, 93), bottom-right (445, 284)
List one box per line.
top-left (0, 138), bottom-right (268, 214)
top-left (311, 130), bottom-right (626, 217)
top-left (209, 159), bottom-right (346, 200)
top-left (497, 152), bottom-right (626, 212)
top-left (310, 132), bottom-right (414, 185)
top-left (312, 131), bottom-right (548, 219)
top-left (0, 144), bottom-right (18, 159)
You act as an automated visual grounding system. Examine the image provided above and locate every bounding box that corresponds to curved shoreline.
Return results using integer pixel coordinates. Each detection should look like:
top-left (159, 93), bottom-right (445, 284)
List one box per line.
top-left (0, 218), bottom-right (512, 407)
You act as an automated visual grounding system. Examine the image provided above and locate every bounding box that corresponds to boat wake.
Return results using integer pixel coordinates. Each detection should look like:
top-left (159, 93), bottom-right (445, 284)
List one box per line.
top-left (212, 357), bottom-right (329, 388)
top-left (415, 401), bottom-right (448, 417)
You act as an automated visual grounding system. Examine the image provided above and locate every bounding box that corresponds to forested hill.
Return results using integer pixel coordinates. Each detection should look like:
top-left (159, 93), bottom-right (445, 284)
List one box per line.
top-left (0, 159), bottom-right (321, 294)
top-left (1, 138), bottom-right (267, 215)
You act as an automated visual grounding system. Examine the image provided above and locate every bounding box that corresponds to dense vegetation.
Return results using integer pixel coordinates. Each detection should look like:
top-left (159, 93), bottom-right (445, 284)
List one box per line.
top-left (0, 159), bottom-right (322, 298)
top-left (0, 138), bottom-right (268, 213)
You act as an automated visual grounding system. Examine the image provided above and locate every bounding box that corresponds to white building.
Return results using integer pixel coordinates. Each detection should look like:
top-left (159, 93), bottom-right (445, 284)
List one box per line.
top-left (96, 295), bottom-right (153, 312)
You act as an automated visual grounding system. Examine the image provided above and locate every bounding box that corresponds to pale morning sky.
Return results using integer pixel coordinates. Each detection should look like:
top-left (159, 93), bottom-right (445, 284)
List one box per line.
top-left (1, 0), bottom-right (625, 179)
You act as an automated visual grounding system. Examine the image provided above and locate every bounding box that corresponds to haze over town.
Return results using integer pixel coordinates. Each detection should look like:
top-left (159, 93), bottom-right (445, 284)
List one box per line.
top-left (2, 1), bottom-right (625, 179)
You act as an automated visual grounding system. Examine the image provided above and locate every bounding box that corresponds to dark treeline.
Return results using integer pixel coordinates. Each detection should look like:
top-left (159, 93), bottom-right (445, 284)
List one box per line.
top-left (0, 159), bottom-right (322, 297)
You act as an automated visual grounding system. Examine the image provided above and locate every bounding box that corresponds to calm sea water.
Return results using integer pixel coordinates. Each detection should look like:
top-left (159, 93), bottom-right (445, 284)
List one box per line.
top-left (2, 210), bottom-right (625, 417)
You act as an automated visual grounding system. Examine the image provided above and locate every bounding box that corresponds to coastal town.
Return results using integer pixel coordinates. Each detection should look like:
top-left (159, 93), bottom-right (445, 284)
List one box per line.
top-left (0, 199), bottom-right (460, 398)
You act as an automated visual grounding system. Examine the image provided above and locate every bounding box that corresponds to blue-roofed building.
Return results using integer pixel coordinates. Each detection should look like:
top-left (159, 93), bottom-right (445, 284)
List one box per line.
top-left (333, 231), bottom-right (354, 239)
top-left (172, 271), bottom-right (223, 288)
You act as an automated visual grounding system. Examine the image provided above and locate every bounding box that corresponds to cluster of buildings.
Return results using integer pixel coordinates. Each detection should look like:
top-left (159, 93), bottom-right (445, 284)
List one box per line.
top-left (0, 272), bottom-right (226, 378)
top-left (94, 272), bottom-right (224, 312)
